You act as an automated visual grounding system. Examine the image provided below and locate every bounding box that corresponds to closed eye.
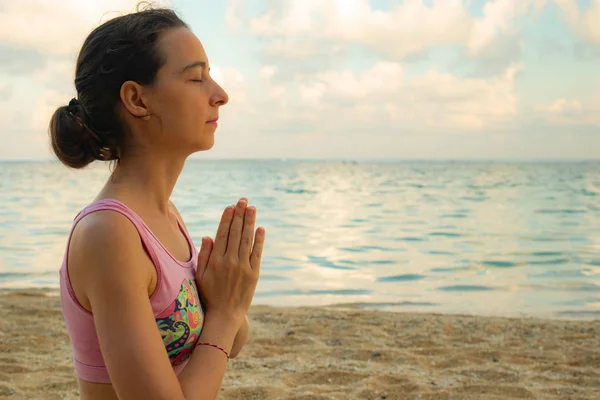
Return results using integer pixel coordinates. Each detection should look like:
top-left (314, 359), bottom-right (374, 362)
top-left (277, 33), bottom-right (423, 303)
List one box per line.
top-left (191, 79), bottom-right (203, 83)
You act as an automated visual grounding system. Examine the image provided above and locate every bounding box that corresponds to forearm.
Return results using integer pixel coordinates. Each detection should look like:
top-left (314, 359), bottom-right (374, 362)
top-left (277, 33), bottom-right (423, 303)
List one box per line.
top-left (177, 313), bottom-right (239, 400)
top-left (230, 315), bottom-right (250, 358)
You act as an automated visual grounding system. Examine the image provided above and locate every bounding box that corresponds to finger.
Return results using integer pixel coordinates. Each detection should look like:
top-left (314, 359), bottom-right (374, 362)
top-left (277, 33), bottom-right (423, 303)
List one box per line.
top-left (196, 236), bottom-right (213, 279)
top-left (213, 205), bottom-right (235, 256)
top-left (250, 227), bottom-right (265, 272)
top-left (239, 206), bottom-right (256, 260)
top-left (226, 198), bottom-right (248, 257)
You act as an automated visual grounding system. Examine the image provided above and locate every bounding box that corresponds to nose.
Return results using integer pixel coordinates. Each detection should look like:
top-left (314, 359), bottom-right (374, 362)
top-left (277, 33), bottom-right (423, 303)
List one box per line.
top-left (210, 81), bottom-right (229, 107)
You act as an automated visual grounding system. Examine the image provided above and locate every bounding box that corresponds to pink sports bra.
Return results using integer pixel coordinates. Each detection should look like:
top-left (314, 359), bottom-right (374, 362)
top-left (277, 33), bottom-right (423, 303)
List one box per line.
top-left (59, 199), bottom-right (204, 383)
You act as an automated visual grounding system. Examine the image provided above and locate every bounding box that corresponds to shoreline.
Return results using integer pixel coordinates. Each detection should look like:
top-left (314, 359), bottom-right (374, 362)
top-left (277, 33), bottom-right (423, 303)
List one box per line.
top-left (1, 289), bottom-right (599, 399)
top-left (0, 287), bottom-right (597, 322)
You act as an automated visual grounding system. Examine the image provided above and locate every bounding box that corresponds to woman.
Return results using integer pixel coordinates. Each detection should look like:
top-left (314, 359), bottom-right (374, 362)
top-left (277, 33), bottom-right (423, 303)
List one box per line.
top-left (50, 5), bottom-right (264, 400)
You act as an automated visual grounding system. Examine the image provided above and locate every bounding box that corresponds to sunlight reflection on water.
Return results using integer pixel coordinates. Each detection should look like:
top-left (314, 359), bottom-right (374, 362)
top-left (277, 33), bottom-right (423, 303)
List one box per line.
top-left (1, 159), bottom-right (599, 319)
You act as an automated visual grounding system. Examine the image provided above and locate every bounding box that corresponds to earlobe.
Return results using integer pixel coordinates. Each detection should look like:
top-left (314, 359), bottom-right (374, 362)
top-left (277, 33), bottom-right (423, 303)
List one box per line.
top-left (119, 80), bottom-right (150, 118)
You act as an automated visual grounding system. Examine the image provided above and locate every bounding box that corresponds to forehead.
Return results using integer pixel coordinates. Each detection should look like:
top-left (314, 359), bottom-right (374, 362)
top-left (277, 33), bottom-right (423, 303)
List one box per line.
top-left (157, 27), bottom-right (208, 70)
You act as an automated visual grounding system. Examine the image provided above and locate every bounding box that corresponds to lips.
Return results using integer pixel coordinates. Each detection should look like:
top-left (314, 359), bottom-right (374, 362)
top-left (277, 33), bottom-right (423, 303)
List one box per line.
top-left (206, 117), bottom-right (218, 126)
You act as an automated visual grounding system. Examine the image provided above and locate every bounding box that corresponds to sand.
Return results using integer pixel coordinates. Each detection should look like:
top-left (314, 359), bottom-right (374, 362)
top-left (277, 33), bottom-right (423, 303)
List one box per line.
top-left (0, 290), bottom-right (598, 400)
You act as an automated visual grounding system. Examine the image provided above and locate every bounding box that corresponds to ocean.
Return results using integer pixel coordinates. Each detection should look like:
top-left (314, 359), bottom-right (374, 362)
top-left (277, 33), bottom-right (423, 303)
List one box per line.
top-left (1, 159), bottom-right (598, 320)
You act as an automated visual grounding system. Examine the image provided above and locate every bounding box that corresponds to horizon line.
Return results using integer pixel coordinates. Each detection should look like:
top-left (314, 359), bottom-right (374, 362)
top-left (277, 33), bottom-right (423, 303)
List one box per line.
top-left (1, 157), bottom-right (599, 163)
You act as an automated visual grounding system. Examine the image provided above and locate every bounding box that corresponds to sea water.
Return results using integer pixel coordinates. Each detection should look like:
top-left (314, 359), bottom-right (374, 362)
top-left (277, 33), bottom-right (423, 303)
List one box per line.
top-left (1, 159), bottom-right (598, 319)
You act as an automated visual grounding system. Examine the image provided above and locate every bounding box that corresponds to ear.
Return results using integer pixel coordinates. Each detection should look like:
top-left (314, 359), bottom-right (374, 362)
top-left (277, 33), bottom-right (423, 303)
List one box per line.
top-left (119, 80), bottom-right (151, 120)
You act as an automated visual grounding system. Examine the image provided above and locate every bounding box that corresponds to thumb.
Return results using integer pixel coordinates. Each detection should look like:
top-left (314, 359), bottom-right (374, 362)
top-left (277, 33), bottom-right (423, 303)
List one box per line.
top-left (196, 236), bottom-right (213, 280)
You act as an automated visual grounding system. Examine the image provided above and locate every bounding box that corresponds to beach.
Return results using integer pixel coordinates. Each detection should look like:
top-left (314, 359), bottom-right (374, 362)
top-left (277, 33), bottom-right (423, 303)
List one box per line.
top-left (0, 290), bottom-right (598, 399)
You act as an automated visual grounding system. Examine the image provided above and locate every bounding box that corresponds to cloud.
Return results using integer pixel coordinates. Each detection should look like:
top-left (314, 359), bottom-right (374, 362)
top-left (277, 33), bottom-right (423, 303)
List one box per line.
top-left (533, 79), bottom-right (600, 127)
top-left (32, 58), bottom-right (76, 93)
top-left (225, 1), bottom-right (243, 33)
top-left (467, 0), bottom-right (542, 54)
top-left (536, 94), bottom-right (600, 127)
top-left (246, 0), bottom-right (473, 60)
top-left (31, 89), bottom-right (68, 132)
top-left (553, 0), bottom-right (600, 45)
top-left (573, 40), bottom-right (600, 61)
top-left (302, 62), bottom-right (404, 102)
top-left (223, 60), bottom-right (521, 139)
top-left (259, 65), bottom-right (277, 79)
top-left (0, 0), bottom-right (172, 56)
top-left (454, 32), bottom-right (523, 77)
top-left (0, 84), bottom-right (14, 132)
top-left (233, 0), bottom-right (545, 64)
top-left (211, 62), bottom-right (598, 160)
top-left (260, 41), bottom-right (350, 83)
top-left (0, 44), bottom-right (47, 75)
top-left (383, 63), bottom-right (522, 130)
top-left (539, 98), bottom-right (583, 113)
top-left (0, 84), bottom-right (12, 101)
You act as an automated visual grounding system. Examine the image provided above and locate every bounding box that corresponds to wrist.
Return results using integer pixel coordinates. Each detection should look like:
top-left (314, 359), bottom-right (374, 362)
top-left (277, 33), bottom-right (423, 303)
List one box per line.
top-left (198, 311), bottom-right (241, 353)
top-left (205, 310), bottom-right (245, 329)
top-left (195, 341), bottom-right (230, 361)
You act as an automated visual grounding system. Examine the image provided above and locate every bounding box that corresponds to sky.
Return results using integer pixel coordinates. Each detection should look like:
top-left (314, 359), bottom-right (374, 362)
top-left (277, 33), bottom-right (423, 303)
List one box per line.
top-left (0, 0), bottom-right (598, 161)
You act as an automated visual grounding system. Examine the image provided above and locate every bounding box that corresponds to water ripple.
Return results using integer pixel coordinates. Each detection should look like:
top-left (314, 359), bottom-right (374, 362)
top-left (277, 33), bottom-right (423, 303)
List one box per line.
top-left (307, 255), bottom-right (357, 270)
top-left (482, 260), bottom-right (518, 268)
top-left (528, 258), bottom-right (570, 265)
top-left (377, 274), bottom-right (426, 282)
top-left (430, 267), bottom-right (471, 273)
top-left (530, 251), bottom-right (564, 257)
top-left (396, 236), bottom-right (426, 242)
top-left (260, 274), bottom-right (293, 281)
top-left (371, 260), bottom-right (396, 265)
top-left (534, 270), bottom-right (586, 278)
top-left (255, 288), bottom-right (373, 298)
top-left (438, 285), bottom-right (495, 291)
top-left (536, 208), bottom-right (586, 214)
top-left (441, 214), bottom-right (468, 219)
top-left (429, 232), bottom-right (462, 238)
top-left (556, 310), bottom-right (600, 317)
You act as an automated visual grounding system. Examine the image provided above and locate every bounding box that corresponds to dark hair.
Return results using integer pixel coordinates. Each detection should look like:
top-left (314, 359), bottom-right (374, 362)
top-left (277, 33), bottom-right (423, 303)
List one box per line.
top-left (49, 3), bottom-right (188, 169)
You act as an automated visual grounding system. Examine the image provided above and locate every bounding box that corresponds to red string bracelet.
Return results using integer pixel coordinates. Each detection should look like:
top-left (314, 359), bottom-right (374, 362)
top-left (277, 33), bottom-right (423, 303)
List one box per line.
top-left (196, 342), bottom-right (230, 361)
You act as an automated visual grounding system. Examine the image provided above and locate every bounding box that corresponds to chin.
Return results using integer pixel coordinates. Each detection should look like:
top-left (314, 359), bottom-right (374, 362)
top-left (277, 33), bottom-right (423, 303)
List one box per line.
top-left (192, 137), bottom-right (215, 153)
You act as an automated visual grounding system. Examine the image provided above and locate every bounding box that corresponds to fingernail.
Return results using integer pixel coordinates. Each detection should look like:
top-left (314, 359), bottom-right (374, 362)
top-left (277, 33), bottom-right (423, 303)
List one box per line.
top-left (246, 207), bottom-right (255, 216)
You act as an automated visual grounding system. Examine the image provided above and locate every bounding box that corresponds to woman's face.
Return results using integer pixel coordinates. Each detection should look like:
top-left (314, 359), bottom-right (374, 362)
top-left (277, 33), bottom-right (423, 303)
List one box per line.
top-left (134, 27), bottom-right (229, 156)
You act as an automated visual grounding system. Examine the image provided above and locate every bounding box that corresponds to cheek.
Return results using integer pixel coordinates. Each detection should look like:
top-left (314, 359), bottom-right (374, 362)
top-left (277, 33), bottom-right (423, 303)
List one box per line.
top-left (164, 98), bottom-right (197, 128)
top-left (154, 81), bottom-right (189, 112)
top-left (153, 82), bottom-right (209, 131)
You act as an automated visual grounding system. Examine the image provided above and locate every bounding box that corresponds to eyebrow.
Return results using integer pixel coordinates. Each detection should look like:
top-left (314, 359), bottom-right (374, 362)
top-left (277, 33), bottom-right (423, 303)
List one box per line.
top-left (180, 61), bottom-right (208, 74)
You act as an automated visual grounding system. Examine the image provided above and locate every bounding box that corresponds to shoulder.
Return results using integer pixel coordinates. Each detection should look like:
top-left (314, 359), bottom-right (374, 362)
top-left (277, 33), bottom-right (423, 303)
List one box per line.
top-left (68, 209), bottom-right (155, 304)
top-left (71, 209), bottom-right (144, 257)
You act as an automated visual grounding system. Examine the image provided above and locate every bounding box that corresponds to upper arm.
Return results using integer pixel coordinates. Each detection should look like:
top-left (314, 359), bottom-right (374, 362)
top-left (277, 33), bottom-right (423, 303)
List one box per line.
top-left (70, 211), bottom-right (185, 400)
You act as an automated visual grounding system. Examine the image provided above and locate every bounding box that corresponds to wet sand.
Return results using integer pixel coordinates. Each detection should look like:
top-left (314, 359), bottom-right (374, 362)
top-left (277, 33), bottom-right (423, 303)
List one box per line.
top-left (0, 289), bottom-right (598, 399)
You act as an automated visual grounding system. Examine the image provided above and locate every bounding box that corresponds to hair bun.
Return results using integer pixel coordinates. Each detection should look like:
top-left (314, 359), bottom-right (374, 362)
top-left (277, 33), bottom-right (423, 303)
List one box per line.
top-left (48, 100), bottom-right (111, 169)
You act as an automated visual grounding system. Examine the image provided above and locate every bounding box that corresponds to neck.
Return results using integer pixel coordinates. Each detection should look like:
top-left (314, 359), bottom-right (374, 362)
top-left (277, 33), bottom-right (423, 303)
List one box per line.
top-left (101, 152), bottom-right (186, 215)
